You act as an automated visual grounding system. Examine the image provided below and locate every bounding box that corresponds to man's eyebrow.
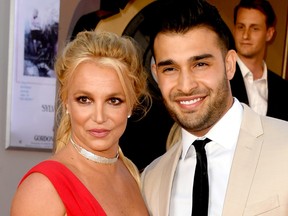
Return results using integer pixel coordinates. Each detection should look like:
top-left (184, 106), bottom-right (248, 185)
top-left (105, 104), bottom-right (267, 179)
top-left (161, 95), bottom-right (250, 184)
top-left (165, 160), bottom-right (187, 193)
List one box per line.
top-left (189, 54), bottom-right (213, 61)
top-left (236, 22), bottom-right (262, 28)
top-left (156, 54), bottom-right (214, 67)
top-left (157, 59), bottom-right (174, 67)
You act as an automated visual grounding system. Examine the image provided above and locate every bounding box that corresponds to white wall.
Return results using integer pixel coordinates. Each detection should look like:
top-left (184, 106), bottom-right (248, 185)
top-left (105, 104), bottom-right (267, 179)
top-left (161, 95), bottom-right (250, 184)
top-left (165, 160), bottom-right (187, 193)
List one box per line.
top-left (0, 3), bottom-right (52, 213)
top-left (0, 1), bottom-right (52, 215)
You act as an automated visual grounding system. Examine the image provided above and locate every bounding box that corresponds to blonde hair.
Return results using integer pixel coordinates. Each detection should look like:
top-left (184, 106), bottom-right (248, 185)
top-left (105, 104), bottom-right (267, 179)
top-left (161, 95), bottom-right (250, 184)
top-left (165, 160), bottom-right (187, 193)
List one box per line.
top-left (166, 122), bottom-right (182, 150)
top-left (54, 30), bottom-right (151, 186)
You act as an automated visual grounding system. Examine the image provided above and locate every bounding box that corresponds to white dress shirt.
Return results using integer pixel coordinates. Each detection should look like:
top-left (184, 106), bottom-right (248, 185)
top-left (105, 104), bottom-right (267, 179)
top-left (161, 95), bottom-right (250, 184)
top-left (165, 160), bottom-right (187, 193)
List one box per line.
top-left (169, 98), bottom-right (243, 216)
top-left (237, 57), bottom-right (268, 116)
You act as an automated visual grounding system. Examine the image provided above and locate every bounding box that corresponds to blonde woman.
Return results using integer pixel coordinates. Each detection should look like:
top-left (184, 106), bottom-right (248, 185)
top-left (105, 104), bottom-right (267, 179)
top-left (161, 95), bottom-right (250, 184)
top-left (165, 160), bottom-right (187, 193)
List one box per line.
top-left (11, 31), bottom-right (150, 216)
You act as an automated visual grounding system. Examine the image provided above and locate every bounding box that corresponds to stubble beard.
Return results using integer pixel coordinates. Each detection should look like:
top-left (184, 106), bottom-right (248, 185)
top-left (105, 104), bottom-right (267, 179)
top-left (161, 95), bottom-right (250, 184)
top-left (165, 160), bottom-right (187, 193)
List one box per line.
top-left (164, 75), bottom-right (231, 135)
top-left (237, 44), bottom-right (256, 59)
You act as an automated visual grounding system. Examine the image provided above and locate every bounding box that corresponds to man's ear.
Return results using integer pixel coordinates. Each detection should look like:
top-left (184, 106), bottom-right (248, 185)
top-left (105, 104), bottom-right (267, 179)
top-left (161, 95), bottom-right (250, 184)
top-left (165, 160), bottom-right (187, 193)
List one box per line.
top-left (225, 50), bottom-right (237, 81)
top-left (151, 63), bottom-right (158, 83)
top-left (266, 26), bottom-right (275, 42)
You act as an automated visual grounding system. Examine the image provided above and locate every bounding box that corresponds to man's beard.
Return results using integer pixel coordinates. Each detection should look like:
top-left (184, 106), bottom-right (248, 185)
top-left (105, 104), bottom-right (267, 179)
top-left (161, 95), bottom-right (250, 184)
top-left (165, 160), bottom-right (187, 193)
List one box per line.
top-left (163, 74), bottom-right (231, 134)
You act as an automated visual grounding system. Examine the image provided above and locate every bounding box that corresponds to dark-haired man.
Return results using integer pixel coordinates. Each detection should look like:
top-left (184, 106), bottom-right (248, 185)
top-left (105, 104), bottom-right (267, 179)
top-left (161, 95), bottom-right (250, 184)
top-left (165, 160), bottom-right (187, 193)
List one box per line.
top-left (141, 0), bottom-right (288, 215)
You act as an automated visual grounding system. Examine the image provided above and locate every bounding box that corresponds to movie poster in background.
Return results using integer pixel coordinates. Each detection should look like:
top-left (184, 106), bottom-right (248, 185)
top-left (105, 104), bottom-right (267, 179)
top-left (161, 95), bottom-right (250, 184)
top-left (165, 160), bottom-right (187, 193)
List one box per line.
top-left (7, 0), bottom-right (60, 150)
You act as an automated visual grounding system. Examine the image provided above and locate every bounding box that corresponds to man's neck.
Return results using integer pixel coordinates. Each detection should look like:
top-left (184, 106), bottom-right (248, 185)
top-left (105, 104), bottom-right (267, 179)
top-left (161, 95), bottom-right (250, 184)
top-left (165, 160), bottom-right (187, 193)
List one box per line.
top-left (238, 55), bottom-right (264, 80)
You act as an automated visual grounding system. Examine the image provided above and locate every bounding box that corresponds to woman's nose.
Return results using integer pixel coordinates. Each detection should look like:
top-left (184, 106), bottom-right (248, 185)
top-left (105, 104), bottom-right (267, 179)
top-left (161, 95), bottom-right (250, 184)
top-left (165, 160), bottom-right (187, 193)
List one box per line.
top-left (91, 104), bottom-right (106, 123)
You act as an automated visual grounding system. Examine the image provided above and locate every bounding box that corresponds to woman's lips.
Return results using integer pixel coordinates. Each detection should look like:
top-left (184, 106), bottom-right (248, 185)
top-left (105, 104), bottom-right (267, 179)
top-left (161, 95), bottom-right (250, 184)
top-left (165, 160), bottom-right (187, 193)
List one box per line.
top-left (88, 129), bottom-right (110, 138)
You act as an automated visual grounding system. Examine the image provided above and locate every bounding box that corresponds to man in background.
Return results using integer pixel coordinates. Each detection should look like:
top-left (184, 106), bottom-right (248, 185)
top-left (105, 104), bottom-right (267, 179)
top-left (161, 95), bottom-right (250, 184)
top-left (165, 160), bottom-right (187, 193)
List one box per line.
top-left (231, 0), bottom-right (288, 121)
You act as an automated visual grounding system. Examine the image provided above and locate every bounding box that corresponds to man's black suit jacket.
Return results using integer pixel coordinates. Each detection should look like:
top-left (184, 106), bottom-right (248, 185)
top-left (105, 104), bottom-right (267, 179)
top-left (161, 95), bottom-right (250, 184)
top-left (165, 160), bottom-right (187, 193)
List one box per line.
top-left (230, 63), bottom-right (288, 121)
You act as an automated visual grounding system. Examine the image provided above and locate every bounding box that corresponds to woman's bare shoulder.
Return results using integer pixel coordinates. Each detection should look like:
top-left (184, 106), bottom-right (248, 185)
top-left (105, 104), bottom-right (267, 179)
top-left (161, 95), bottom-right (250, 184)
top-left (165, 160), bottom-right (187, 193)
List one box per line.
top-left (10, 172), bottom-right (66, 216)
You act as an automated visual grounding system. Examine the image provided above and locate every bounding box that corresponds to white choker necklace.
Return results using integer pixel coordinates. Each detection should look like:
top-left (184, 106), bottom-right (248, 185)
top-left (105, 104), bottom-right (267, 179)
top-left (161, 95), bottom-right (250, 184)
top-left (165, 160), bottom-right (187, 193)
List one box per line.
top-left (70, 137), bottom-right (119, 164)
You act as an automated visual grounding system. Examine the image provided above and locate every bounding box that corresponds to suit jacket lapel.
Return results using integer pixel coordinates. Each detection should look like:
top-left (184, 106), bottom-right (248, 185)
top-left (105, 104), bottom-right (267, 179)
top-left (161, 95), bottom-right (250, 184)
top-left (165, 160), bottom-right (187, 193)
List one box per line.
top-left (222, 104), bottom-right (264, 216)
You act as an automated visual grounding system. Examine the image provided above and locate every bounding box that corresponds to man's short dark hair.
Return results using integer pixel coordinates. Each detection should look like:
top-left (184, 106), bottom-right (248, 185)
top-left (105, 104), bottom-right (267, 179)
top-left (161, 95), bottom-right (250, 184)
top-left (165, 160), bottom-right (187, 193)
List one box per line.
top-left (233, 0), bottom-right (276, 28)
top-left (149, 0), bottom-right (235, 57)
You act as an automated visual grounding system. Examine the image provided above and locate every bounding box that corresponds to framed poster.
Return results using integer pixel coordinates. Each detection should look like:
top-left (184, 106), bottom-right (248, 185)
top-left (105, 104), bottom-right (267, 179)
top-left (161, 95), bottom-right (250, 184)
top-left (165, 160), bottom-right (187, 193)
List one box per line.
top-left (6, 0), bottom-right (60, 150)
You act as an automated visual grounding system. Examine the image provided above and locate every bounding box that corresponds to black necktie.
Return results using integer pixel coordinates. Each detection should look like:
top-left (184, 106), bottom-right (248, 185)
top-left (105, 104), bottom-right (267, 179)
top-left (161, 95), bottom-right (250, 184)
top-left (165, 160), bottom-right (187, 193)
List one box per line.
top-left (191, 138), bottom-right (211, 216)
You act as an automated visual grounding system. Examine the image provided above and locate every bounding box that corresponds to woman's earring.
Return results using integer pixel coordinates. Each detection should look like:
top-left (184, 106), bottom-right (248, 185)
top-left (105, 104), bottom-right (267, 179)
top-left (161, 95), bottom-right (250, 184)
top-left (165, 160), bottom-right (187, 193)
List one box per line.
top-left (66, 110), bottom-right (69, 114)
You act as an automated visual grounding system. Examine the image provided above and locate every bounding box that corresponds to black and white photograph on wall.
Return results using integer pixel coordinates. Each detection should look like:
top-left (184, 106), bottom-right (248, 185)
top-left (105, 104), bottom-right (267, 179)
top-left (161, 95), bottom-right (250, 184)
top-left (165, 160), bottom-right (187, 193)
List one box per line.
top-left (23, 1), bottom-right (59, 78)
top-left (6, 0), bottom-right (60, 150)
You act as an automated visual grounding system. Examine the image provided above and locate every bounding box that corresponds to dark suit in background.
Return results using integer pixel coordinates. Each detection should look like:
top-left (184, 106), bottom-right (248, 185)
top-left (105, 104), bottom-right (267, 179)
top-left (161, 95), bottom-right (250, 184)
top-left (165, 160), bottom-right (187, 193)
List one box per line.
top-left (230, 63), bottom-right (288, 121)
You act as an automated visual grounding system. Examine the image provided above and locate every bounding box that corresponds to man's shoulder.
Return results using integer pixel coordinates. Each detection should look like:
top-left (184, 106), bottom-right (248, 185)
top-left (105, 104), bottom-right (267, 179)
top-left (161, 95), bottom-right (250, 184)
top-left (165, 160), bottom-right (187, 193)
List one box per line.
top-left (261, 114), bottom-right (288, 130)
top-left (146, 143), bottom-right (179, 169)
top-left (242, 103), bottom-right (288, 129)
top-left (254, 108), bottom-right (288, 137)
top-left (267, 70), bottom-right (288, 86)
top-left (141, 142), bottom-right (180, 179)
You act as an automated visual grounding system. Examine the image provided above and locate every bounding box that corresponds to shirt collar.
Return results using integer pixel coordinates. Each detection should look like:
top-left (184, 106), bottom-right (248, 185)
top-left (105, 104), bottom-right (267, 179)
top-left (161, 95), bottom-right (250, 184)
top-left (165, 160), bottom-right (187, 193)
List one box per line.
top-left (181, 98), bottom-right (243, 159)
top-left (237, 56), bottom-right (268, 80)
